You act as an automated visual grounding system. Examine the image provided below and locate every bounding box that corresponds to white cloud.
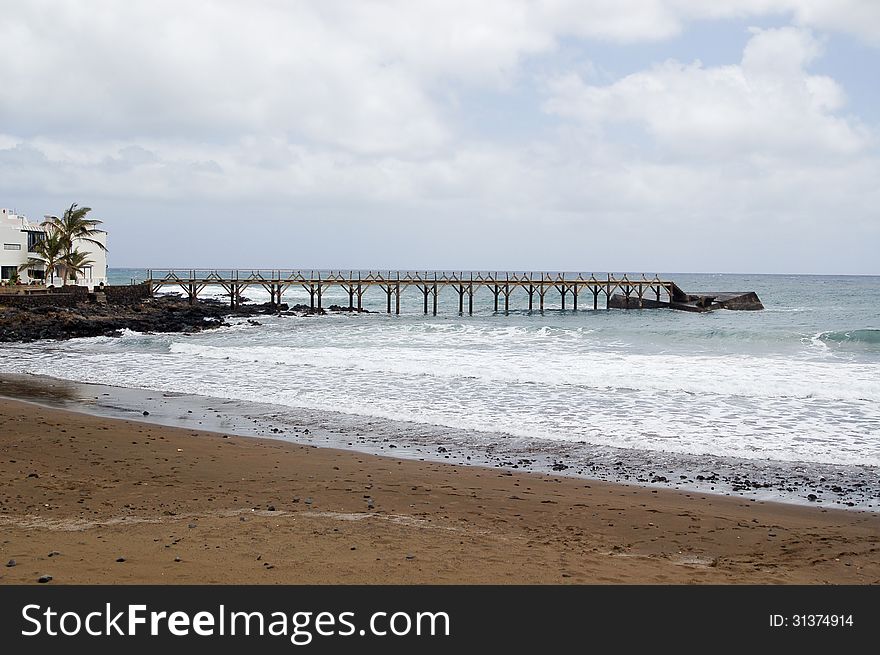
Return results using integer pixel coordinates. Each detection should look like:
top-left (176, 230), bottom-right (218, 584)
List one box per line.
top-left (3, 2), bottom-right (879, 150)
top-left (544, 27), bottom-right (870, 158)
top-left (1, 1), bottom-right (452, 155)
top-left (786, 0), bottom-right (880, 45)
top-left (0, 2), bottom-right (878, 272)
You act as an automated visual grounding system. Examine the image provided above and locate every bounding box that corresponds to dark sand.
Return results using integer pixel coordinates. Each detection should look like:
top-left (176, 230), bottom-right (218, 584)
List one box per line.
top-left (1, 397), bottom-right (878, 584)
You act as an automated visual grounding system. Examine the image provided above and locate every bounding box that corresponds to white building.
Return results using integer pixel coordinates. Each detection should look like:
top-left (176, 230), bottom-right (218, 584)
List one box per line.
top-left (0, 207), bottom-right (108, 288)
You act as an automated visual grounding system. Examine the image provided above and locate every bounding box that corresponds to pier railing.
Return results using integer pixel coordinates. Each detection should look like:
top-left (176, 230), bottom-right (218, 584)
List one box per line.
top-left (146, 269), bottom-right (683, 314)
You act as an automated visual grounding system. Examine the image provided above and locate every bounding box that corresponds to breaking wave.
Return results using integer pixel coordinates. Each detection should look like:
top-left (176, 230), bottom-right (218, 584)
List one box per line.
top-left (817, 329), bottom-right (880, 348)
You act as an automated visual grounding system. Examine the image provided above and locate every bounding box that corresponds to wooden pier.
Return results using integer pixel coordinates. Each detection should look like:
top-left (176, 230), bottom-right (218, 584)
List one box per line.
top-left (146, 270), bottom-right (762, 313)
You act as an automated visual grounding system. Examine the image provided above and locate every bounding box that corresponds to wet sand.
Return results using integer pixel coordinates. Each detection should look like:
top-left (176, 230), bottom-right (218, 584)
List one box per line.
top-left (1, 372), bottom-right (873, 510)
top-left (1, 397), bottom-right (878, 584)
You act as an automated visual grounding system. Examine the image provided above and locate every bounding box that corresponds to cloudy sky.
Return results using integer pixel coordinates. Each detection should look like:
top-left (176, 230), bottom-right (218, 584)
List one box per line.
top-left (1, 1), bottom-right (878, 273)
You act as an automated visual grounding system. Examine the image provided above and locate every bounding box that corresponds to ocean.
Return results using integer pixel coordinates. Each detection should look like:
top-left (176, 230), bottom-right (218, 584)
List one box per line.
top-left (2, 270), bottom-right (879, 508)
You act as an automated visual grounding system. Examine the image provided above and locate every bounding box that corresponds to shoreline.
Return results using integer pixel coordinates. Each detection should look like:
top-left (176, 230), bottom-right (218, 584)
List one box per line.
top-left (0, 371), bottom-right (876, 511)
top-left (1, 392), bottom-right (879, 583)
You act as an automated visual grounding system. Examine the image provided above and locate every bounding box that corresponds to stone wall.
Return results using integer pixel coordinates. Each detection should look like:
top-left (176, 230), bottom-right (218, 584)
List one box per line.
top-left (0, 293), bottom-right (79, 309)
top-left (0, 283), bottom-right (151, 308)
top-left (103, 282), bottom-right (151, 305)
top-left (52, 285), bottom-right (90, 299)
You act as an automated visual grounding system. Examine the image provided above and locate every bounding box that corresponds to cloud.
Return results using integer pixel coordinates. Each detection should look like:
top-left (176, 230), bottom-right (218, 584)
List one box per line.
top-left (1, 1), bottom-right (452, 155)
top-left (544, 27), bottom-right (870, 158)
top-left (3, 2), bottom-right (879, 149)
top-left (0, 2), bottom-right (878, 272)
top-left (786, 0), bottom-right (880, 45)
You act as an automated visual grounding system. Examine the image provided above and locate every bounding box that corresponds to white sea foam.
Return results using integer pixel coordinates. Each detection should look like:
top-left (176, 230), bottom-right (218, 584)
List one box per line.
top-left (166, 340), bottom-right (880, 403)
top-left (3, 335), bottom-right (878, 466)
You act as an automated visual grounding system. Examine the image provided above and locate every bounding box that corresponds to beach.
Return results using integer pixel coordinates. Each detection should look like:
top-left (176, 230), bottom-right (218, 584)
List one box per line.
top-left (2, 395), bottom-right (878, 585)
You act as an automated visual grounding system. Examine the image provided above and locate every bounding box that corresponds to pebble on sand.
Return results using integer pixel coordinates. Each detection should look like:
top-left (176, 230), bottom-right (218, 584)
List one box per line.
top-left (37, 575), bottom-right (52, 583)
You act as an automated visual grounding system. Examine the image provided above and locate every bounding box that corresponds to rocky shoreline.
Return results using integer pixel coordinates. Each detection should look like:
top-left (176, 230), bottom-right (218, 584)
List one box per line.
top-left (0, 294), bottom-right (367, 343)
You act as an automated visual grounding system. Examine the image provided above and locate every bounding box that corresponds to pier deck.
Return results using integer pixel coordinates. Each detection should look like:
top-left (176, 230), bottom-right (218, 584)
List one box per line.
top-left (146, 270), bottom-right (762, 314)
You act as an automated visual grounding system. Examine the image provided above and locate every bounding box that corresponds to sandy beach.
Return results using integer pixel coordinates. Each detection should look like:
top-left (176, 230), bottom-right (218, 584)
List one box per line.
top-left (1, 396), bottom-right (878, 584)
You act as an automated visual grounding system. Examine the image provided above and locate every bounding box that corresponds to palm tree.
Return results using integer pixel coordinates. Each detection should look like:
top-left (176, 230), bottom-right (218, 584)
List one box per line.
top-left (61, 249), bottom-right (95, 285)
top-left (18, 231), bottom-right (65, 285)
top-left (41, 203), bottom-right (107, 285)
top-left (42, 203), bottom-right (107, 254)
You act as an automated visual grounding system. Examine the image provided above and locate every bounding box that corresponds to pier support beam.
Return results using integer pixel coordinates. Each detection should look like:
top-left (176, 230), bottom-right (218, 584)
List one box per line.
top-left (528, 285), bottom-right (534, 312)
top-left (504, 283), bottom-right (510, 315)
top-left (493, 285), bottom-right (499, 312)
top-left (432, 282), bottom-right (438, 316)
top-left (468, 283), bottom-right (474, 316)
top-left (357, 283), bottom-right (363, 311)
top-left (317, 283), bottom-right (323, 310)
top-left (395, 282), bottom-right (401, 315)
top-left (457, 285), bottom-right (465, 315)
top-left (422, 287), bottom-right (429, 314)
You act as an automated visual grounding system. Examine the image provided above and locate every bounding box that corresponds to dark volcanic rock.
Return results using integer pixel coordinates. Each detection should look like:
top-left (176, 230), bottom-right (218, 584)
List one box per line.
top-left (328, 304), bottom-right (372, 313)
top-left (0, 296), bottom-right (285, 343)
top-left (289, 304), bottom-right (325, 315)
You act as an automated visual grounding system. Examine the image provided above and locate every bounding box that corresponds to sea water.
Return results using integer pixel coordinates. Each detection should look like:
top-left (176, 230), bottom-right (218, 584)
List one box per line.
top-left (2, 271), bottom-right (878, 506)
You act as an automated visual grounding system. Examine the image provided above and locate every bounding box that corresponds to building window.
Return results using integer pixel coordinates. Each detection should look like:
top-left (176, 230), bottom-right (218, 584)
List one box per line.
top-left (81, 266), bottom-right (93, 280)
top-left (3, 243), bottom-right (21, 250)
top-left (27, 231), bottom-right (45, 252)
top-left (28, 269), bottom-right (45, 280)
top-left (2, 266), bottom-right (17, 280)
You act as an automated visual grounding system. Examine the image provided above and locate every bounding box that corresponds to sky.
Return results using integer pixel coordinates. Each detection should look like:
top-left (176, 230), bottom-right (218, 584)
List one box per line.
top-left (1, 0), bottom-right (879, 274)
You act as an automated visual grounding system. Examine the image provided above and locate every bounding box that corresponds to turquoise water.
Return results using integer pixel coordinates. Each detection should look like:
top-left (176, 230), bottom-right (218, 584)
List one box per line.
top-left (3, 269), bottom-right (879, 504)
